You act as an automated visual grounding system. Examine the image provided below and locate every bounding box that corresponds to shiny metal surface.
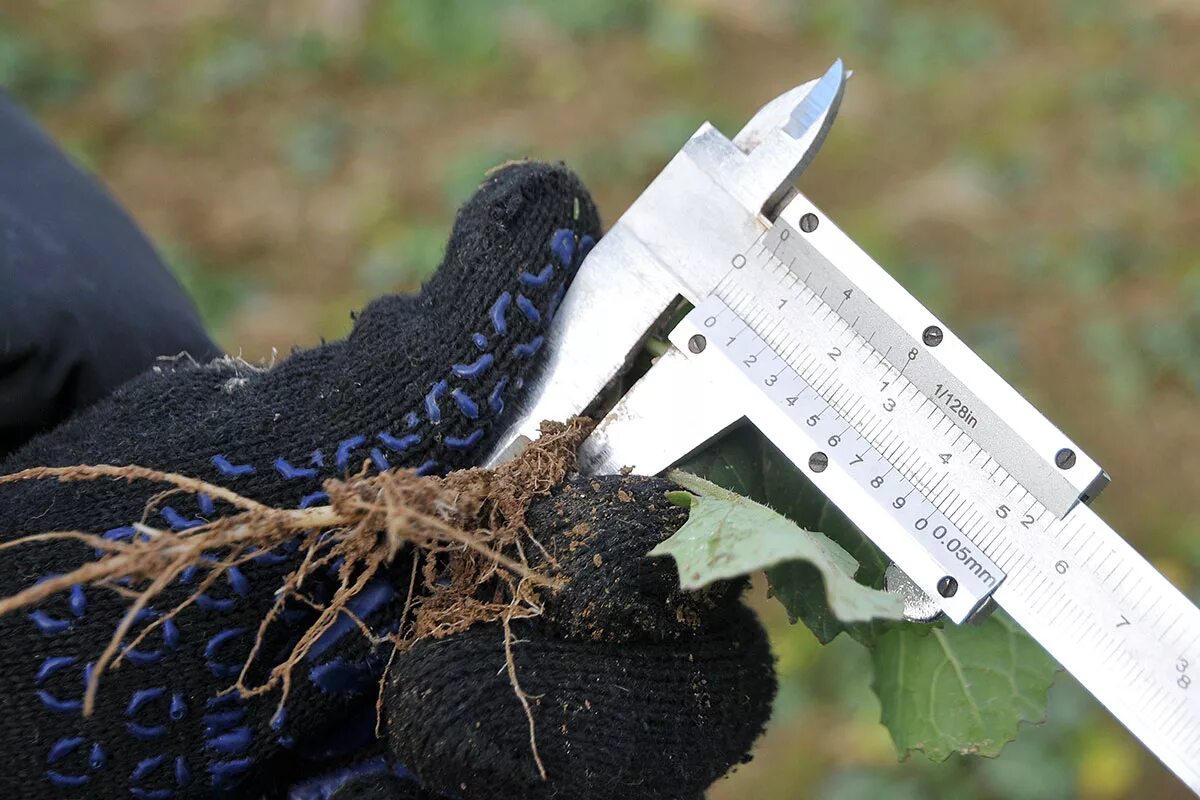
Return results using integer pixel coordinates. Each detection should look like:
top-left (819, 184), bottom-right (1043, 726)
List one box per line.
top-left (577, 347), bottom-right (741, 477)
top-left (773, 194), bottom-right (1108, 517)
top-left (485, 62), bottom-right (1200, 793)
top-left (482, 61), bottom-right (848, 467)
top-left (885, 564), bottom-right (944, 623)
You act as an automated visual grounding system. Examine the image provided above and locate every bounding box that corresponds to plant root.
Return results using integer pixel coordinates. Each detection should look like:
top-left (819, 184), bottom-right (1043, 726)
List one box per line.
top-left (0, 416), bottom-right (594, 777)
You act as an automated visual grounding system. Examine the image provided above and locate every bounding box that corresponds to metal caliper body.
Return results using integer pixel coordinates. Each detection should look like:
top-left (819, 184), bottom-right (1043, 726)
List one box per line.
top-left (484, 62), bottom-right (1200, 794)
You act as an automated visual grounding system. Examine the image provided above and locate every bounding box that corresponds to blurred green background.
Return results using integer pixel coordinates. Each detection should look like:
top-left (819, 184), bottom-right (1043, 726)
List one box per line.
top-left (3, 1), bottom-right (1198, 797)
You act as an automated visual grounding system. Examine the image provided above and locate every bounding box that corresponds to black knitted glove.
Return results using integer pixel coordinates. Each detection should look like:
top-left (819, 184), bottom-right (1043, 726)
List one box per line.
top-left (379, 474), bottom-right (774, 800)
top-left (320, 475), bottom-right (775, 800)
top-left (0, 162), bottom-right (775, 799)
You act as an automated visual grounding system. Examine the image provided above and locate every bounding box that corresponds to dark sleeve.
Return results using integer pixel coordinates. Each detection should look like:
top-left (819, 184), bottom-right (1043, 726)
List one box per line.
top-left (0, 91), bottom-right (220, 458)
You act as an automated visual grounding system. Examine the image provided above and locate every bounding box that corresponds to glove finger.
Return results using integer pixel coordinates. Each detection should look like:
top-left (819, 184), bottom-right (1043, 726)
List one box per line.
top-left (384, 604), bottom-right (775, 800)
top-left (342, 160), bottom-right (600, 471)
top-left (528, 474), bottom-right (746, 643)
top-left (3, 160), bottom-right (600, 498)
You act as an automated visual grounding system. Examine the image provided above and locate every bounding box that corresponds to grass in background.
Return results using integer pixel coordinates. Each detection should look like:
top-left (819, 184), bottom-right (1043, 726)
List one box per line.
top-left (3, 1), bottom-right (1198, 796)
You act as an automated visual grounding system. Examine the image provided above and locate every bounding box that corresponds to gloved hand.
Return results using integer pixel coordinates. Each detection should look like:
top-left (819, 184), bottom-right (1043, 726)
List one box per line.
top-left (0, 162), bottom-right (775, 799)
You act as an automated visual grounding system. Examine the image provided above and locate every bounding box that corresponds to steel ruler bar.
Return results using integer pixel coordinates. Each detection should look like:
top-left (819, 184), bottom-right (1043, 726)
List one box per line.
top-left (662, 200), bottom-right (1200, 791)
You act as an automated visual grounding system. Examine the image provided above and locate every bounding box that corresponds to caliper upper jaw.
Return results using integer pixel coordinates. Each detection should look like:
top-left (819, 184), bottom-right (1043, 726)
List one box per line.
top-left (484, 62), bottom-right (850, 468)
top-left (729, 59), bottom-right (847, 218)
top-left (617, 61), bottom-right (850, 307)
top-left (574, 62), bottom-right (852, 476)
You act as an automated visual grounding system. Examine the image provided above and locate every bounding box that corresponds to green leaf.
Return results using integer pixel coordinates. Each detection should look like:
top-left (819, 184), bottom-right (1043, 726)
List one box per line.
top-left (681, 427), bottom-right (1058, 762)
top-left (764, 561), bottom-right (847, 642)
top-left (677, 425), bottom-right (769, 497)
top-left (680, 426), bottom-right (892, 640)
top-left (784, 501), bottom-right (899, 645)
top-left (653, 472), bottom-right (903, 626)
top-left (664, 489), bottom-right (695, 508)
top-left (681, 426), bottom-right (888, 580)
top-left (871, 613), bottom-right (1059, 760)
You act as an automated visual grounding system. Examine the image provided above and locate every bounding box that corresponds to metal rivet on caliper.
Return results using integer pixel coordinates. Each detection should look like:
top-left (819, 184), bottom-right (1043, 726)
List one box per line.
top-left (937, 576), bottom-right (958, 598)
top-left (808, 451), bottom-right (828, 473)
top-left (1055, 448), bottom-right (1077, 470)
top-left (687, 334), bottom-right (707, 354)
top-left (799, 212), bottom-right (819, 233)
top-left (922, 325), bottom-right (944, 347)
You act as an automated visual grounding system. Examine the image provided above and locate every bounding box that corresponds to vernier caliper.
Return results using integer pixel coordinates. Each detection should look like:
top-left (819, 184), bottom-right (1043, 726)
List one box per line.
top-left (485, 61), bottom-right (1200, 793)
